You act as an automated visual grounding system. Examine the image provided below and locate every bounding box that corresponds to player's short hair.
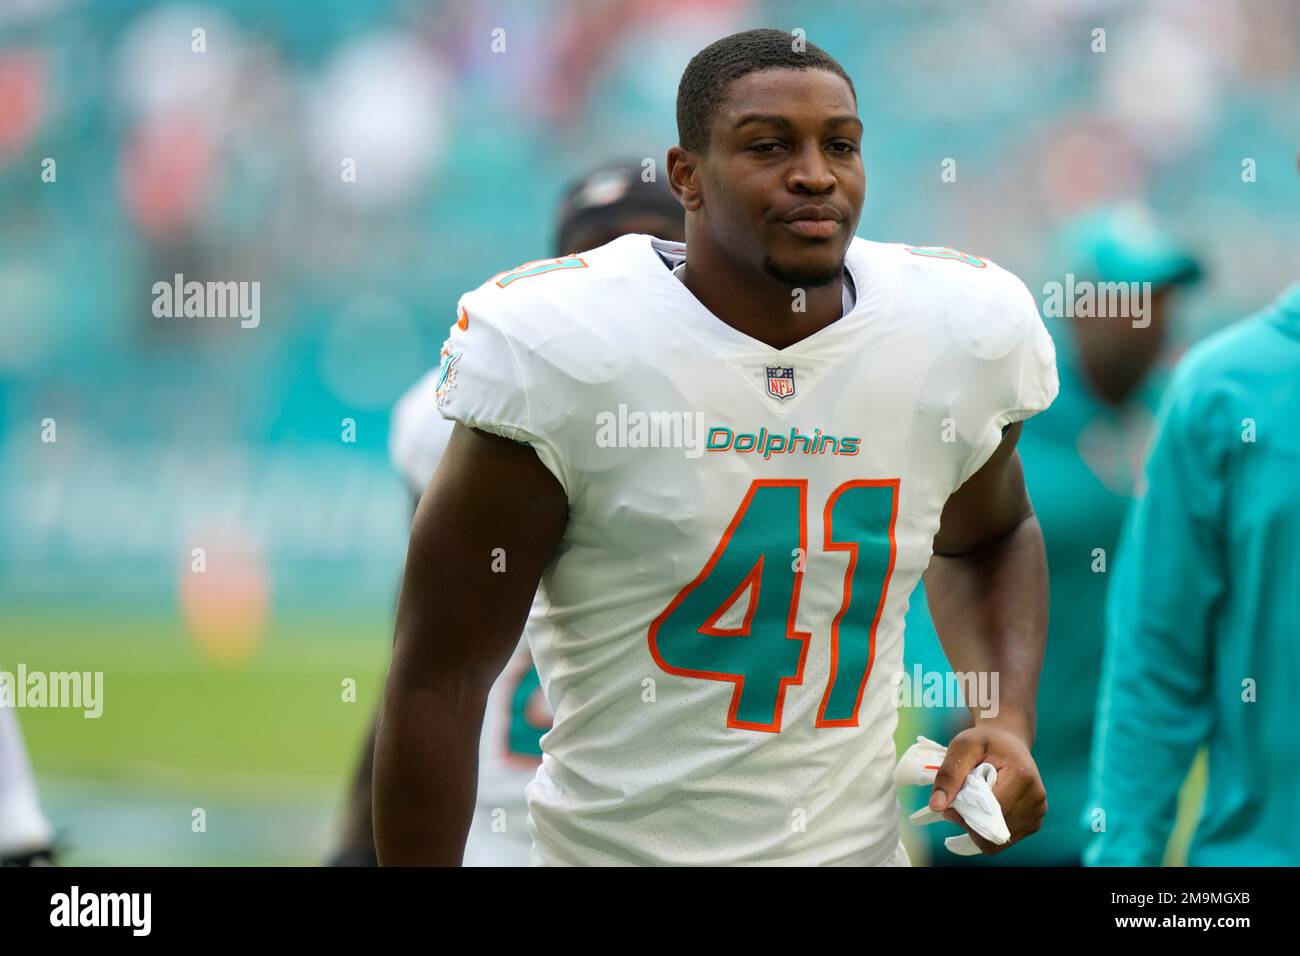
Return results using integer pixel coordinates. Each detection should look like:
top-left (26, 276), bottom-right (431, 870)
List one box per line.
top-left (676, 28), bottom-right (856, 154)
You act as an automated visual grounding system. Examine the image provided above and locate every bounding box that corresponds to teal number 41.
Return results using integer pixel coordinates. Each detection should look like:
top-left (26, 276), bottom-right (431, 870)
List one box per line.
top-left (648, 478), bottom-right (899, 732)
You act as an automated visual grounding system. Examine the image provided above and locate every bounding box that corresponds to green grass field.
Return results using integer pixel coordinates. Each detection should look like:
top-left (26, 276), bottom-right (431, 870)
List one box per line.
top-left (5, 607), bottom-right (389, 865)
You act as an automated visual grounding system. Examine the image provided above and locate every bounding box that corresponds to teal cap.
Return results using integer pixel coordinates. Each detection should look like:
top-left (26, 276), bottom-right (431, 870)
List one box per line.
top-left (1053, 204), bottom-right (1203, 289)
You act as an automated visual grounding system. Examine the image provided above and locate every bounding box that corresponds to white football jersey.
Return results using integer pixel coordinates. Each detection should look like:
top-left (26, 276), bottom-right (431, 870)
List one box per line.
top-left (436, 234), bottom-right (1058, 866)
top-left (390, 369), bottom-right (552, 867)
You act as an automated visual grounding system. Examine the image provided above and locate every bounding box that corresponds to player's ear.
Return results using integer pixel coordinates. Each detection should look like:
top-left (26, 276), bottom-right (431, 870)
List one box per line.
top-left (666, 146), bottom-right (703, 212)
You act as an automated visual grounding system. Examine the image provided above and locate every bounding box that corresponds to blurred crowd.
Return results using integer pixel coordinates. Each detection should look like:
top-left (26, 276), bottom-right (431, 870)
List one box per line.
top-left (1, 0), bottom-right (1297, 600)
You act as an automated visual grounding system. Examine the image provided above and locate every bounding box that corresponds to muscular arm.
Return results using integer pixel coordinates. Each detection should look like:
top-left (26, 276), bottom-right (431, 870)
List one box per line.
top-left (925, 422), bottom-right (1047, 742)
top-left (922, 421), bottom-right (1050, 850)
top-left (373, 424), bottom-right (567, 865)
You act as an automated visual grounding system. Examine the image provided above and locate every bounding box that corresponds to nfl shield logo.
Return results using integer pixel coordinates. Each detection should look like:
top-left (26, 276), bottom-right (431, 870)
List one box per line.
top-left (766, 366), bottom-right (796, 401)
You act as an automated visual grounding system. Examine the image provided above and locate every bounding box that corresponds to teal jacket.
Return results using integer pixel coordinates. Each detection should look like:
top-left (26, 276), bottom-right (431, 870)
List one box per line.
top-left (1086, 284), bottom-right (1300, 866)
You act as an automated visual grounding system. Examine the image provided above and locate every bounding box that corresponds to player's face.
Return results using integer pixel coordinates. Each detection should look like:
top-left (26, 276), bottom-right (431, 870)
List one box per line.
top-left (702, 68), bottom-right (864, 288)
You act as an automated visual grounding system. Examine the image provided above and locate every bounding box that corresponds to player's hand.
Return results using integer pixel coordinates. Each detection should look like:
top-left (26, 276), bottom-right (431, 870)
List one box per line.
top-left (928, 720), bottom-right (1047, 854)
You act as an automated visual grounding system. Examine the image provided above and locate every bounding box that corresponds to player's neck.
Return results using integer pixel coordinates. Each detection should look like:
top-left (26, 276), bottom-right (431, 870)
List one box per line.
top-left (677, 245), bottom-right (846, 351)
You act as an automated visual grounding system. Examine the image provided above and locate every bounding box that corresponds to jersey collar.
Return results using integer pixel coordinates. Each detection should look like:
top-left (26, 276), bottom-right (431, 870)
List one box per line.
top-left (642, 234), bottom-right (892, 360)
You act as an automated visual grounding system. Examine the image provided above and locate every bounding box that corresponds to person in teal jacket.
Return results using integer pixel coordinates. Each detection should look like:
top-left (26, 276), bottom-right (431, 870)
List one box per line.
top-left (901, 206), bottom-right (1201, 865)
top-left (1086, 281), bottom-right (1300, 866)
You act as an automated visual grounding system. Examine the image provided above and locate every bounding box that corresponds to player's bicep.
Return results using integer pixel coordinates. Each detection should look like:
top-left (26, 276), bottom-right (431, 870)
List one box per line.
top-left (388, 423), bottom-right (568, 695)
top-left (932, 422), bottom-right (1033, 557)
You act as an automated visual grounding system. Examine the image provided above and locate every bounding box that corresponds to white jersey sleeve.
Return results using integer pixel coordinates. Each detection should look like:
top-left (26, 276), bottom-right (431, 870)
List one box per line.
top-left (896, 248), bottom-right (1058, 485)
top-left (434, 269), bottom-right (580, 496)
top-left (965, 262), bottom-right (1058, 482)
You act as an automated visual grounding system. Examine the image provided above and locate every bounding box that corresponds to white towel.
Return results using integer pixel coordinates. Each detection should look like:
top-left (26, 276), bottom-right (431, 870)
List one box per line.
top-left (895, 735), bottom-right (1010, 857)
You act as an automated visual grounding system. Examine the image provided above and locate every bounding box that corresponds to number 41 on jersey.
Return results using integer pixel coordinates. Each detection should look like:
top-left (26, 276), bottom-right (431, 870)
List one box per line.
top-left (648, 478), bottom-right (899, 732)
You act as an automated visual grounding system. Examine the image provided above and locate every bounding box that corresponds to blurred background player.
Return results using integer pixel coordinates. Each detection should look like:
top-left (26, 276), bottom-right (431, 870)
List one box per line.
top-left (901, 205), bottom-right (1201, 865)
top-left (0, 704), bottom-right (55, 866)
top-left (328, 161), bottom-right (685, 866)
top-left (1086, 270), bottom-right (1300, 866)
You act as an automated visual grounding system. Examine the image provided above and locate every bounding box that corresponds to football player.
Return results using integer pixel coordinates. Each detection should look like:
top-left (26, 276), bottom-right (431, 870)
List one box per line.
top-left (375, 28), bottom-right (1059, 866)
